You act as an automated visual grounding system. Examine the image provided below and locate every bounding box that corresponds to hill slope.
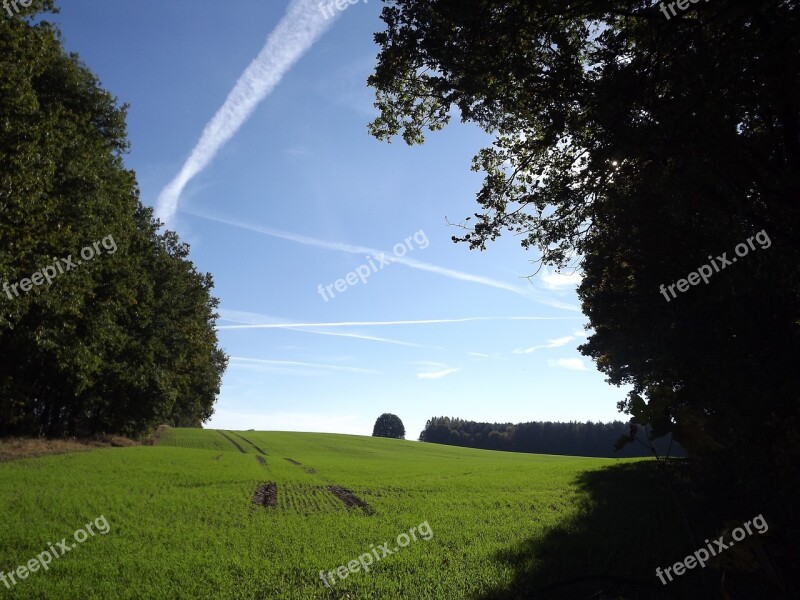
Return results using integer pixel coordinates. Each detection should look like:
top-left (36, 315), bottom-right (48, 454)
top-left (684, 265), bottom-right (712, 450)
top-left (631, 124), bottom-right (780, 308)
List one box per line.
top-left (0, 429), bottom-right (695, 599)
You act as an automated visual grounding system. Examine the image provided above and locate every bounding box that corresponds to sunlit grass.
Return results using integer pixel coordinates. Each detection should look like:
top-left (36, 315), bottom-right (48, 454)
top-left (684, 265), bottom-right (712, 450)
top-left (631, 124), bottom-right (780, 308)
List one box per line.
top-left (0, 429), bottom-right (665, 599)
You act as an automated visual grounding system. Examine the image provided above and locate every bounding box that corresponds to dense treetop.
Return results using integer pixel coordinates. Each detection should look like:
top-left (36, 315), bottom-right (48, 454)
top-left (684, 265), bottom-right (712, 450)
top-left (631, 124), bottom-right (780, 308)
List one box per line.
top-left (372, 413), bottom-right (406, 439)
top-left (0, 2), bottom-right (227, 437)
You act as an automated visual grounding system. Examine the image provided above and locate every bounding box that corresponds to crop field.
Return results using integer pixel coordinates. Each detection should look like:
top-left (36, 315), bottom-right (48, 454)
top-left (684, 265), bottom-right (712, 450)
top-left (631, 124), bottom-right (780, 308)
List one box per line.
top-left (0, 429), bottom-right (701, 599)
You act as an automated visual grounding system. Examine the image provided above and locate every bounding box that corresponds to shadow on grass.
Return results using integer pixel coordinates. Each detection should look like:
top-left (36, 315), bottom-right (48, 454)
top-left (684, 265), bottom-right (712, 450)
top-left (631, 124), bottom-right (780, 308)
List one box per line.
top-left (472, 461), bottom-right (783, 600)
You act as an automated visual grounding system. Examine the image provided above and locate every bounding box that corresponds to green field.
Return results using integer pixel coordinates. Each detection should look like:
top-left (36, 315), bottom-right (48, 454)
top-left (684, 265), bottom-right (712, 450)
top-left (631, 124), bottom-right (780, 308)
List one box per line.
top-left (0, 429), bottom-right (702, 599)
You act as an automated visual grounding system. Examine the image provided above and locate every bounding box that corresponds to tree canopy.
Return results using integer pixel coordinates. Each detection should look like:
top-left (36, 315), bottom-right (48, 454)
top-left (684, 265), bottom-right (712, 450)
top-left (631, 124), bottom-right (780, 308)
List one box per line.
top-left (0, 2), bottom-right (227, 437)
top-left (372, 413), bottom-right (406, 439)
top-left (369, 0), bottom-right (800, 568)
top-left (369, 0), bottom-right (798, 468)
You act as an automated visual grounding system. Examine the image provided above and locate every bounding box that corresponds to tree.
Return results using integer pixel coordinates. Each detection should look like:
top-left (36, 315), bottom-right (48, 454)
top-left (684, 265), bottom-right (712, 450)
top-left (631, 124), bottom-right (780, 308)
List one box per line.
top-left (372, 413), bottom-right (405, 439)
top-left (368, 0), bottom-right (799, 489)
top-left (368, 6), bottom-right (800, 585)
top-left (0, 2), bottom-right (227, 437)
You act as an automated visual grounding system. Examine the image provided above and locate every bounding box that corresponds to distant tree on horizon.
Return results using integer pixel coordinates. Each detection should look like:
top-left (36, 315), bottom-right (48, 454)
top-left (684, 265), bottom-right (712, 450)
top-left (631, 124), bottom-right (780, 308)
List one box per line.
top-left (372, 413), bottom-right (405, 439)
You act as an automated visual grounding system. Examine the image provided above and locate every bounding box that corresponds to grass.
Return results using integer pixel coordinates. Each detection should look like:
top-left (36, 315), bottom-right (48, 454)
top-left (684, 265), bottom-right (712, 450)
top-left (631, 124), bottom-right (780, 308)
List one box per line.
top-left (0, 429), bottom-right (708, 599)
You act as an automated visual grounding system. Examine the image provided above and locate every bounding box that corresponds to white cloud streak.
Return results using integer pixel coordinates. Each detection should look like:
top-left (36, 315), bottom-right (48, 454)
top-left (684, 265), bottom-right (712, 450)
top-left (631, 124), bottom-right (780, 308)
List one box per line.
top-left (155, 0), bottom-right (336, 225)
top-left (514, 335), bottom-right (576, 354)
top-left (294, 328), bottom-right (429, 347)
top-left (217, 316), bottom-right (584, 330)
top-left (540, 266), bottom-right (583, 290)
top-left (417, 367), bottom-right (461, 380)
top-left (185, 212), bottom-right (580, 310)
top-left (230, 356), bottom-right (378, 375)
top-left (217, 309), bottom-right (430, 347)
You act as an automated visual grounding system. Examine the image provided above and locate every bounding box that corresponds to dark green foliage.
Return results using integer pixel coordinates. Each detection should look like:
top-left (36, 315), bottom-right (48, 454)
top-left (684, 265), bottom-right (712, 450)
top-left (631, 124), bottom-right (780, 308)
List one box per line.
top-left (369, 0), bottom-right (800, 554)
top-left (0, 3), bottom-right (226, 437)
top-left (419, 416), bottom-right (682, 458)
top-left (372, 413), bottom-right (405, 439)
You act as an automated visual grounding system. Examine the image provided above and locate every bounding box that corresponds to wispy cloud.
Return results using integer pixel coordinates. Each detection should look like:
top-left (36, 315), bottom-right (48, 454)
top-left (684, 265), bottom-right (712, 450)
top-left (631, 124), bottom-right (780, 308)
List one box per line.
top-left (417, 367), bottom-right (461, 380)
top-left (513, 335), bottom-right (576, 354)
top-left (218, 309), bottom-right (428, 347)
top-left (185, 212), bottom-right (580, 310)
top-left (547, 358), bottom-right (588, 371)
top-left (230, 356), bottom-right (378, 375)
top-left (217, 315), bottom-right (584, 330)
top-left (540, 266), bottom-right (583, 291)
top-left (155, 0), bottom-right (336, 225)
top-left (298, 328), bottom-right (428, 347)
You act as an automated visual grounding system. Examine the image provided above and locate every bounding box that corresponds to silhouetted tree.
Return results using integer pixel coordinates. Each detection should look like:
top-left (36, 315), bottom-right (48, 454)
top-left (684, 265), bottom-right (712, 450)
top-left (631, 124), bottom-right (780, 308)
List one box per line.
top-left (372, 413), bottom-right (405, 439)
top-left (368, 0), bottom-right (800, 555)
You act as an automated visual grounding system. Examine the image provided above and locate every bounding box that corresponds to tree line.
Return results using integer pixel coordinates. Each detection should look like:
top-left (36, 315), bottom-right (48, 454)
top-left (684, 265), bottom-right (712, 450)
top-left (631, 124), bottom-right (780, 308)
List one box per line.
top-left (0, 1), bottom-right (227, 438)
top-left (418, 416), bottom-right (682, 458)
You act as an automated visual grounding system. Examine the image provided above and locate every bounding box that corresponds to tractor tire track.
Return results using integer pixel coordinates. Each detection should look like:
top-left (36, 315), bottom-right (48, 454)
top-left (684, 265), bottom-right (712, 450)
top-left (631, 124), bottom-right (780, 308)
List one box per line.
top-left (233, 432), bottom-right (268, 455)
top-left (217, 430), bottom-right (246, 453)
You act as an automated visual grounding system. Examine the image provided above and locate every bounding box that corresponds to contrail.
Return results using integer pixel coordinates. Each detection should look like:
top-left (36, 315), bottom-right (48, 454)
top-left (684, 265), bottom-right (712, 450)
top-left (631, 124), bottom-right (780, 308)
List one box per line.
top-left (230, 356), bottom-right (379, 375)
top-left (417, 368), bottom-right (460, 380)
top-left (187, 211), bottom-right (581, 310)
top-left (217, 309), bottom-right (433, 347)
top-left (217, 316), bottom-right (585, 330)
top-left (513, 335), bottom-right (576, 354)
top-left (155, 0), bottom-right (335, 225)
top-left (292, 328), bottom-right (430, 347)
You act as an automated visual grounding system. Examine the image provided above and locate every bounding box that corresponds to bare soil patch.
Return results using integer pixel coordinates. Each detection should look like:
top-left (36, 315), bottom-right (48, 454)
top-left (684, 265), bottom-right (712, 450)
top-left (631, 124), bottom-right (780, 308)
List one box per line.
top-left (256, 455), bottom-right (266, 465)
top-left (304, 468), bottom-right (316, 474)
top-left (284, 458), bottom-right (301, 465)
top-left (252, 482), bottom-right (277, 508)
top-left (0, 436), bottom-right (138, 462)
top-left (327, 485), bottom-right (374, 515)
top-left (147, 424), bottom-right (173, 445)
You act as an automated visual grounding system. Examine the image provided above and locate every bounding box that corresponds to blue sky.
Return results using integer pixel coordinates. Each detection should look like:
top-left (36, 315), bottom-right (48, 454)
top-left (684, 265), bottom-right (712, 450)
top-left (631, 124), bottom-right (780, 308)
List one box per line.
top-left (53, 0), bottom-right (629, 438)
